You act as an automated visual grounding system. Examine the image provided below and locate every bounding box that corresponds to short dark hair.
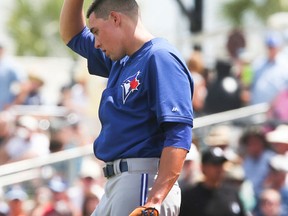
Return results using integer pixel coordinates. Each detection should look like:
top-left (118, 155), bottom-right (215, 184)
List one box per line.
top-left (201, 147), bottom-right (227, 165)
top-left (239, 126), bottom-right (270, 148)
top-left (86, 0), bottom-right (139, 20)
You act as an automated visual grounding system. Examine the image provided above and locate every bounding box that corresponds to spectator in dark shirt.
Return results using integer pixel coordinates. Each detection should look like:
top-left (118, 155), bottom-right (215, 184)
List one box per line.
top-left (180, 147), bottom-right (246, 216)
top-left (204, 59), bottom-right (243, 114)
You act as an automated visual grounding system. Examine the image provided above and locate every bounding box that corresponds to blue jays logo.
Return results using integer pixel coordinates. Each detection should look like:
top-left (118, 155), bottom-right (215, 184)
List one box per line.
top-left (121, 71), bottom-right (141, 104)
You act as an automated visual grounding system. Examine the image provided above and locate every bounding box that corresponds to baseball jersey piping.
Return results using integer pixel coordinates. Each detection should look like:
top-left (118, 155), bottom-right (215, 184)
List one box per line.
top-left (140, 173), bottom-right (149, 206)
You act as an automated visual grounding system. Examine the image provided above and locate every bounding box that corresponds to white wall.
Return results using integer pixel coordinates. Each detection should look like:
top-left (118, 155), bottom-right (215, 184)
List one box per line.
top-left (138, 0), bottom-right (192, 58)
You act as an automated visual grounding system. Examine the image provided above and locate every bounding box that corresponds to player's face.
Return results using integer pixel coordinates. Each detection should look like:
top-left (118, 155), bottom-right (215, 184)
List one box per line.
top-left (89, 12), bottom-right (125, 61)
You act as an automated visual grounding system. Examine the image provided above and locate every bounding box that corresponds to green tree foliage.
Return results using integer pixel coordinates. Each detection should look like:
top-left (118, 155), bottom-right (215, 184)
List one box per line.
top-left (221, 0), bottom-right (288, 27)
top-left (7, 0), bottom-right (90, 57)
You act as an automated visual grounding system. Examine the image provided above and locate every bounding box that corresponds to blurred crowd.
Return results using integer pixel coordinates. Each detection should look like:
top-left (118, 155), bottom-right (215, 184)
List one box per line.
top-left (179, 123), bottom-right (288, 216)
top-left (178, 29), bottom-right (288, 216)
top-left (1, 28), bottom-right (288, 216)
top-left (189, 30), bottom-right (288, 121)
top-left (0, 42), bottom-right (106, 216)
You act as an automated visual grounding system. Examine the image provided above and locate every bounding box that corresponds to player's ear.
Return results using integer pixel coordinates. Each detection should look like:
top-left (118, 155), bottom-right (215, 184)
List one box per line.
top-left (109, 11), bottom-right (121, 26)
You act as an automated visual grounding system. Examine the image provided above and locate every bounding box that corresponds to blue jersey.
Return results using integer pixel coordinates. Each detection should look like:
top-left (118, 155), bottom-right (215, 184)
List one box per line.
top-left (68, 27), bottom-right (194, 162)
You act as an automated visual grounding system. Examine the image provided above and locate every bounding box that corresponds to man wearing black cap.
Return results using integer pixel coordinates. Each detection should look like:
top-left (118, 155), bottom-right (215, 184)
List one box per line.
top-left (179, 147), bottom-right (246, 216)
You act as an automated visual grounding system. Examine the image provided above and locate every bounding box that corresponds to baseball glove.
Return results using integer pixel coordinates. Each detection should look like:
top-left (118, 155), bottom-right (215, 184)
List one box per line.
top-left (129, 206), bottom-right (159, 216)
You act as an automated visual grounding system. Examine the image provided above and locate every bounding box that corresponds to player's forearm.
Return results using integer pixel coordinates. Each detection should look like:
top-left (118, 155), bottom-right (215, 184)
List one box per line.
top-left (145, 146), bottom-right (187, 208)
top-left (60, 0), bottom-right (86, 44)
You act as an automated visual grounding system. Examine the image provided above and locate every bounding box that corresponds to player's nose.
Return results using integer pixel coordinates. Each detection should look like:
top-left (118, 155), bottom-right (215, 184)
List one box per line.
top-left (94, 39), bottom-right (101, 49)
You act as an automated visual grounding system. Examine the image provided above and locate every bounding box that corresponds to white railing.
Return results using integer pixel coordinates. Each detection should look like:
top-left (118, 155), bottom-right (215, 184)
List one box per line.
top-left (9, 105), bottom-right (70, 117)
top-left (194, 103), bottom-right (269, 128)
top-left (0, 145), bottom-right (93, 187)
top-left (0, 103), bottom-right (269, 187)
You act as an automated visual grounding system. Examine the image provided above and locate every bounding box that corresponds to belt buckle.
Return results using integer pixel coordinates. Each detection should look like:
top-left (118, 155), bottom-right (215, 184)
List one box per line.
top-left (103, 164), bottom-right (114, 178)
top-left (103, 161), bottom-right (128, 178)
top-left (120, 161), bottom-right (128, 172)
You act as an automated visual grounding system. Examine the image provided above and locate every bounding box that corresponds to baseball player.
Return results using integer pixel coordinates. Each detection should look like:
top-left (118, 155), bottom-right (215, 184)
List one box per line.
top-left (59, 0), bottom-right (194, 215)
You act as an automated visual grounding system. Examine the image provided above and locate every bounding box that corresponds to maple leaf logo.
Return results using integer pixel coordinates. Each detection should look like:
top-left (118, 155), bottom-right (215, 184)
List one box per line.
top-left (121, 71), bottom-right (141, 104)
top-left (130, 78), bottom-right (140, 90)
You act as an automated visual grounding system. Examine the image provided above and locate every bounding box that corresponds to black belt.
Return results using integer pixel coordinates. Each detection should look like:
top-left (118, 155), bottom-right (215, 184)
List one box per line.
top-left (103, 160), bottom-right (128, 178)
